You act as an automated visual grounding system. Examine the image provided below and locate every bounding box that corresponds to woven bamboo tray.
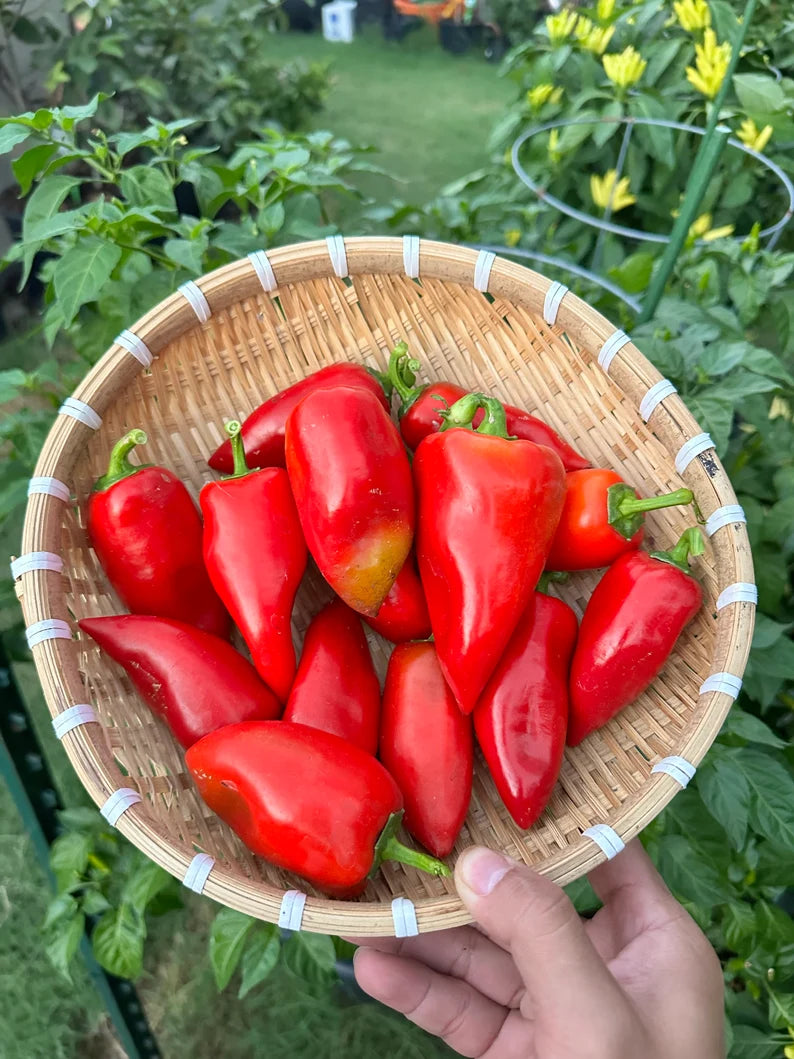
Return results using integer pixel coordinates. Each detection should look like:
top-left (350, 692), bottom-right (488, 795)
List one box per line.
top-left (16, 236), bottom-right (755, 937)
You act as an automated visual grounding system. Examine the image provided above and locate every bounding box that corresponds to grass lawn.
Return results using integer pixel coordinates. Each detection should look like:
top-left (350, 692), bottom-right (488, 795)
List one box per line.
top-left (258, 23), bottom-right (513, 202)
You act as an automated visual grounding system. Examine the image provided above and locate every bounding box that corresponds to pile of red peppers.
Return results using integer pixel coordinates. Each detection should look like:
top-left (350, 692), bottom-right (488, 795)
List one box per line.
top-left (80, 343), bottom-right (703, 896)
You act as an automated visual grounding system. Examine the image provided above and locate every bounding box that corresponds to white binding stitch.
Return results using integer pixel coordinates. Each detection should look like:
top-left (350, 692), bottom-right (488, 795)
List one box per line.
top-left (26, 618), bottom-right (72, 649)
top-left (115, 329), bottom-right (153, 368)
top-left (249, 250), bottom-right (277, 292)
top-left (178, 281), bottom-right (211, 323)
top-left (597, 330), bottom-right (631, 374)
top-left (639, 379), bottom-right (677, 422)
top-left (675, 433), bottom-right (714, 474)
top-left (473, 250), bottom-right (496, 292)
top-left (705, 505), bottom-right (746, 537)
top-left (403, 235), bottom-right (420, 279)
top-left (583, 824), bottom-right (625, 860)
top-left (183, 853), bottom-right (215, 894)
top-left (100, 788), bottom-right (142, 826)
top-left (278, 889), bottom-right (307, 931)
top-left (58, 397), bottom-right (102, 430)
top-left (52, 704), bottom-right (98, 739)
top-left (391, 896), bottom-right (419, 938)
top-left (716, 582), bottom-right (758, 610)
top-left (651, 755), bottom-right (697, 788)
top-left (543, 281), bottom-right (569, 326)
top-left (28, 477), bottom-right (70, 501)
top-left (326, 235), bottom-right (348, 278)
top-left (10, 552), bottom-right (63, 579)
top-left (700, 672), bottom-right (743, 699)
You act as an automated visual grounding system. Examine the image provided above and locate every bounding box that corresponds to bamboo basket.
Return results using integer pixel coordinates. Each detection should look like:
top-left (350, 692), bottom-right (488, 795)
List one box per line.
top-left (16, 237), bottom-right (755, 937)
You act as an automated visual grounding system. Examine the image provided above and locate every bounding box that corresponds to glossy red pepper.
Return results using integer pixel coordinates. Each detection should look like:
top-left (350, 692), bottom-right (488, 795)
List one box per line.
top-left (186, 721), bottom-right (450, 896)
top-left (414, 393), bottom-right (566, 714)
top-left (380, 642), bottom-right (473, 858)
top-left (568, 529), bottom-right (704, 746)
top-left (87, 430), bottom-right (229, 638)
top-left (79, 615), bottom-right (281, 748)
top-left (285, 385), bottom-right (415, 617)
top-left (546, 468), bottom-right (694, 571)
top-left (474, 586), bottom-right (578, 829)
top-left (207, 363), bottom-right (391, 474)
top-left (283, 599), bottom-right (381, 754)
top-left (361, 552), bottom-right (432, 644)
top-left (200, 422), bottom-right (307, 701)
top-left (389, 345), bottom-right (590, 471)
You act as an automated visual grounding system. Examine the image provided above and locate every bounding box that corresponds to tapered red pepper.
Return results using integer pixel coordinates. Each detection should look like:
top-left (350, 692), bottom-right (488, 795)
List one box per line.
top-left (79, 615), bottom-right (281, 748)
top-left (474, 587), bottom-right (577, 829)
top-left (87, 430), bottom-right (229, 638)
top-left (414, 393), bottom-right (566, 714)
top-left (389, 345), bottom-right (590, 471)
top-left (380, 642), bottom-right (473, 858)
top-left (285, 386), bottom-right (415, 617)
top-left (186, 721), bottom-right (450, 896)
top-left (284, 599), bottom-right (381, 754)
top-left (207, 363), bottom-right (391, 474)
top-left (200, 422), bottom-right (307, 702)
top-left (361, 552), bottom-right (432, 644)
top-left (568, 529), bottom-right (704, 746)
top-left (546, 468), bottom-right (694, 571)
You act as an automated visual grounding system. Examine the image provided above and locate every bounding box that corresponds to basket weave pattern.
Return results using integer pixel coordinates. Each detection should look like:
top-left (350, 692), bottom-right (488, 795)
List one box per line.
top-left (18, 238), bottom-right (754, 935)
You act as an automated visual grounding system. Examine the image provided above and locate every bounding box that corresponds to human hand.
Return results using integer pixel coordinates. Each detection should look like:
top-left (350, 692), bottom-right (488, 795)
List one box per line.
top-left (351, 839), bottom-right (724, 1058)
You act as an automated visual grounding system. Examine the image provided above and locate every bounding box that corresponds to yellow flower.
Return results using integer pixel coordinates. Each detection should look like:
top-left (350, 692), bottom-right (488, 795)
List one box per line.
top-left (582, 24), bottom-right (615, 54)
top-left (689, 212), bottom-right (734, 241)
top-left (590, 169), bottom-right (636, 212)
top-left (603, 46), bottom-right (647, 89)
top-left (597, 0), bottom-right (616, 20)
top-left (526, 83), bottom-right (564, 108)
top-left (673, 0), bottom-right (711, 32)
top-left (686, 28), bottom-right (731, 98)
top-left (575, 14), bottom-right (595, 42)
top-left (737, 117), bottom-right (773, 153)
top-left (784, 1045), bottom-right (794, 1059)
top-left (504, 229), bottom-right (521, 248)
top-left (548, 128), bottom-right (562, 162)
top-left (546, 8), bottom-right (579, 43)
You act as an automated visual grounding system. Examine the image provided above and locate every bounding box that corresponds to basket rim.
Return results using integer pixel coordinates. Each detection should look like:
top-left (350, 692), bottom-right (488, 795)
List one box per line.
top-left (17, 236), bottom-right (755, 936)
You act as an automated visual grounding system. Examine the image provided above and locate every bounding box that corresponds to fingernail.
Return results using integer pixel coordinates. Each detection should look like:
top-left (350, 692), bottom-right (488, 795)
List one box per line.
top-left (458, 847), bottom-right (511, 896)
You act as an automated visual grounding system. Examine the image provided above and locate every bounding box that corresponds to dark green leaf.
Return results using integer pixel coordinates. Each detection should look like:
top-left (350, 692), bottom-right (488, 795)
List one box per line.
top-left (238, 925), bottom-right (281, 999)
top-left (57, 807), bottom-right (104, 831)
top-left (0, 369), bottom-right (29, 402)
top-left (739, 752), bottom-right (794, 851)
top-left (22, 174), bottom-right (81, 234)
top-left (53, 238), bottom-right (122, 326)
top-left (564, 876), bottom-right (601, 914)
top-left (91, 904), bottom-right (145, 980)
top-left (723, 901), bottom-right (757, 952)
top-left (258, 201), bottom-right (285, 237)
top-left (608, 251), bottom-right (654, 294)
top-left (656, 834), bottom-right (734, 906)
top-left (729, 1024), bottom-right (780, 1059)
top-left (10, 14), bottom-right (43, 42)
top-left (0, 477), bottom-right (30, 519)
top-left (119, 166), bottom-right (175, 211)
top-left (44, 911), bottom-right (85, 979)
top-left (12, 144), bottom-right (58, 196)
top-left (751, 615), bottom-right (791, 650)
top-left (209, 908), bottom-right (254, 991)
top-left (0, 124), bottom-right (33, 155)
top-left (82, 890), bottom-right (112, 916)
top-left (698, 754), bottom-right (751, 849)
top-left (282, 931), bottom-right (337, 985)
top-left (50, 830), bottom-right (92, 889)
top-left (122, 859), bottom-right (171, 914)
top-left (687, 395), bottom-right (734, 456)
top-left (767, 989), bottom-right (794, 1030)
top-left (42, 893), bottom-right (80, 932)
top-left (721, 709), bottom-right (785, 749)
top-left (163, 237), bottom-right (205, 274)
top-left (58, 94), bottom-right (107, 124)
top-left (733, 74), bottom-right (785, 115)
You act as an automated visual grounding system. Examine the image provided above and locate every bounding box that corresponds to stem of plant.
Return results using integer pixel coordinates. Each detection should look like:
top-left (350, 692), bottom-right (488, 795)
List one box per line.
top-left (224, 420), bottom-right (250, 479)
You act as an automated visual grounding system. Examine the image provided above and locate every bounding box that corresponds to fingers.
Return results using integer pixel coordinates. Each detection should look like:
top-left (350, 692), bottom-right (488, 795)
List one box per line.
top-left (455, 846), bottom-right (627, 1023)
top-left (353, 947), bottom-right (510, 1058)
top-left (343, 926), bottom-right (523, 1008)
top-left (588, 838), bottom-right (674, 909)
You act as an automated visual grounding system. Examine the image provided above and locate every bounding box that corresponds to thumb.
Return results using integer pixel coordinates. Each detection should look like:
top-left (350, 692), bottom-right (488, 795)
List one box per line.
top-left (455, 847), bottom-right (626, 1022)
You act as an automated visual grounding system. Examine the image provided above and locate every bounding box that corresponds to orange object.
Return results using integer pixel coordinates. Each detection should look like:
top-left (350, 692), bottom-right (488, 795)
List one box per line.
top-left (394, 0), bottom-right (461, 24)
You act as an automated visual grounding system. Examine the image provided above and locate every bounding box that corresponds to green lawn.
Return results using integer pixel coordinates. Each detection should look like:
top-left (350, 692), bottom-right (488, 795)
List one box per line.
top-left (260, 24), bottom-right (513, 202)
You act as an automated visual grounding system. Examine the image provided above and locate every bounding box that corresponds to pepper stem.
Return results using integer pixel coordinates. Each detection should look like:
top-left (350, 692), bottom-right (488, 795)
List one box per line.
top-left (650, 527), bottom-right (705, 574)
top-left (364, 365), bottom-right (394, 400)
top-left (93, 429), bottom-right (148, 492)
top-left (607, 483), bottom-right (694, 541)
top-left (537, 571), bottom-right (569, 594)
top-left (370, 811), bottom-right (450, 879)
top-left (388, 343), bottom-right (423, 406)
top-left (224, 420), bottom-right (250, 479)
top-left (617, 487), bottom-right (694, 517)
top-left (439, 392), bottom-right (516, 439)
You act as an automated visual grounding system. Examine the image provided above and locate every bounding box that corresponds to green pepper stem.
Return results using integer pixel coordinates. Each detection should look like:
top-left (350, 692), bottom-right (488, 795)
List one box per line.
top-left (93, 429), bottom-right (148, 491)
top-left (388, 343), bottom-right (423, 405)
top-left (224, 420), bottom-right (250, 479)
top-left (617, 488), bottom-right (694, 517)
top-left (650, 527), bottom-right (705, 574)
top-left (439, 392), bottom-right (515, 439)
top-left (370, 811), bottom-right (450, 879)
top-left (537, 571), bottom-right (569, 594)
top-left (364, 365), bottom-right (394, 401)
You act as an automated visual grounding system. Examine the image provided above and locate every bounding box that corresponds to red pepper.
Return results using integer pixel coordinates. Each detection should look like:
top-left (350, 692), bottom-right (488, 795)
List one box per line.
top-left (79, 615), bottom-right (281, 748)
top-left (87, 430), bottom-right (229, 639)
top-left (389, 345), bottom-right (590, 471)
top-left (414, 393), bottom-right (566, 714)
top-left (283, 599), bottom-right (381, 754)
top-left (361, 551), bottom-right (432, 644)
top-left (186, 721), bottom-right (450, 896)
top-left (200, 422), bottom-right (307, 702)
top-left (380, 642), bottom-right (472, 858)
top-left (546, 468), bottom-right (694, 571)
top-left (285, 386), bottom-right (415, 617)
top-left (207, 363), bottom-right (391, 474)
top-left (474, 583), bottom-right (577, 829)
top-left (568, 529), bottom-right (704, 747)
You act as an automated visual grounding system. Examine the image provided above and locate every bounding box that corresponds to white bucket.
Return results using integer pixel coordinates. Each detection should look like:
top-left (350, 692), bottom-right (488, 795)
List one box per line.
top-left (321, 0), bottom-right (357, 42)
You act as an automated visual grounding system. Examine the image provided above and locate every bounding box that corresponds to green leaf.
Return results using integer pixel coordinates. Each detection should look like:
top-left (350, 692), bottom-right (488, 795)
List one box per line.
top-left (122, 859), bottom-right (171, 914)
top-left (109, 130), bottom-right (161, 156)
top-left (722, 901), bottom-right (757, 952)
top-left (656, 833), bottom-right (734, 906)
top-left (20, 175), bottom-right (84, 286)
top-left (698, 754), bottom-right (751, 849)
top-left (163, 238), bottom-right (205, 275)
top-left (608, 251), bottom-right (654, 294)
top-left (738, 751), bottom-right (794, 851)
top-left (44, 911), bottom-right (85, 979)
top-left (12, 144), bottom-right (58, 196)
top-left (58, 94), bottom-right (107, 127)
top-left (91, 904), bottom-right (146, 980)
top-left (733, 74), bottom-right (785, 115)
top-left (720, 709), bottom-right (785, 749)
top-left (729, 1024), bottom-right (780, 1059)
top-left (238, 925), bottom-right (281, 999)
top-left (42, 893), bottom-right (80, 932)
top-left (0, 477), bottom-right (29, 519)
top-left (209, 908), bottom-right (254, 991)
top-left (564, 876), bottom-right (601, 914)
top-left (0, 124), bottom-right (33, 155)
top-left (119, 166), bottom-right (175, 211)
top-left (50, 830), bottom-right (92, 889)
top-left (767, 989), bottom-right (794, 1030)
top-left (282, 931), bottom-right (337, 985)
top-left (57, 807), bottom-right (104, 831)
top-left (53, 237), bottom-right (122, 326)
top-left (82, 890), bottom-right (112, 916)
top-left (0, 369), bottom-right (29, 402)
top-left (258, 201), bottom-right (285, 237)
top-left (10, 14), bottom-right (43, 42)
